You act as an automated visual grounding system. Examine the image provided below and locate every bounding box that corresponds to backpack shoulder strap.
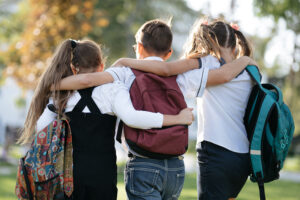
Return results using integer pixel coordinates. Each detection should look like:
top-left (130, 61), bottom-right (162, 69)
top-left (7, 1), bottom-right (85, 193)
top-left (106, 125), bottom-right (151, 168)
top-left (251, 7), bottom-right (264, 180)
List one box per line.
top-left (246, 65), bottom-right (262, 84)
top-left (72, 87), bottom-right (101, 114)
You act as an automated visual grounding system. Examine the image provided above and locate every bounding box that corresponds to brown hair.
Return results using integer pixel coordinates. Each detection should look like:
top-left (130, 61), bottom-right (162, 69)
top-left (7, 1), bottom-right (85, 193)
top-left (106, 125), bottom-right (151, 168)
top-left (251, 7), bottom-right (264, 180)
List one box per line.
top-left (184, 19), bottom-right (252, 60)
top-left (18, 39), bottom-right (103, 144)
top-left (135, 19), bottom-right (173, 55)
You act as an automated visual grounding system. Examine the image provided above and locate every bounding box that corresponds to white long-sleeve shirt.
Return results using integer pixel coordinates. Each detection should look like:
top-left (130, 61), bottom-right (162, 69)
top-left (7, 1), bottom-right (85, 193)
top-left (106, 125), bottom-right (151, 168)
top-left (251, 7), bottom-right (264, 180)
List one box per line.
top-left (37, 81), bottom-right (164, 132)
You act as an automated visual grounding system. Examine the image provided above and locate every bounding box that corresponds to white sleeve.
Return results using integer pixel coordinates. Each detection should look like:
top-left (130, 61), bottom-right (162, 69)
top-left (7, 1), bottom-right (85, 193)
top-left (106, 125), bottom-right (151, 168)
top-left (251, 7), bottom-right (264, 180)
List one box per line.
top-left (105, 66), bottom-right (134, 87)
top-left (177, 55), bottom-right (221, 98)
top-left (201, 55), bottom-right (221, 70)
top-left (177, 66), bottom-right (209, 98)
top-left (36, 99), bottom-right (57, 132)
top-left (110, 82), bottom-right (164, 129)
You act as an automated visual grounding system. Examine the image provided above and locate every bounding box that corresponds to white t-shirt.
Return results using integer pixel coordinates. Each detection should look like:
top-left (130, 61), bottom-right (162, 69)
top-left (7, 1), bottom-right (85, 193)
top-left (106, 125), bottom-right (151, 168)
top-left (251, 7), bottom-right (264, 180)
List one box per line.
top-left (197, 65), bottom-right (254, 153)
top-left (37, 81), bottom-right (164, 132)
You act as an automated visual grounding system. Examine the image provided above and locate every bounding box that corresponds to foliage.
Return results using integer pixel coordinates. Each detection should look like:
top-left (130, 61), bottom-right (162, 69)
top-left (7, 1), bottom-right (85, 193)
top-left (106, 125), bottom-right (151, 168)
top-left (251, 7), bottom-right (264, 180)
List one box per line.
top-left (253, 0), bottom-right (300, 135)
top-left (0, 0), bottom-right (195, 89)
top-left (1, 0), bottom-right (99, 88)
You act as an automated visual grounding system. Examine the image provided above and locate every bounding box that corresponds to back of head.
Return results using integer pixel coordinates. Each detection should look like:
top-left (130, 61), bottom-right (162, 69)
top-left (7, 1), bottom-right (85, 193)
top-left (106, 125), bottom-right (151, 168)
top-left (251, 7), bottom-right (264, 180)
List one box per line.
top-left (136, 19), bottom-right (173, 55)
top-left (19, 39), bottom-right (103, 144)
top-left (184, 19), bottom-right (252, 60)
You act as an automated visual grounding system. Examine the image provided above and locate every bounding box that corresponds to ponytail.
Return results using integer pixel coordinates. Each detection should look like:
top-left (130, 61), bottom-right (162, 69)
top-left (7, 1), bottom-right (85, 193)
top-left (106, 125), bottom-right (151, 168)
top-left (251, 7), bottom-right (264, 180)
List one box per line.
top-left (18, 40), bottom-right (74, 144)
top-left (234, 29), bottom-right (252, 57)
top-left (184, 21), bottom-right (221, 60)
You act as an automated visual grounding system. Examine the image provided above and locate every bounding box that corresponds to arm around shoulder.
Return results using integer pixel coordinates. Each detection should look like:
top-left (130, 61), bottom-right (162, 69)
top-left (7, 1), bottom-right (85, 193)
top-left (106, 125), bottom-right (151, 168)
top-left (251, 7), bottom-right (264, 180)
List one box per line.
top-left (207, 56), bottom-right (254, 86)
top-left (57, 71), bottom-right (114, 90)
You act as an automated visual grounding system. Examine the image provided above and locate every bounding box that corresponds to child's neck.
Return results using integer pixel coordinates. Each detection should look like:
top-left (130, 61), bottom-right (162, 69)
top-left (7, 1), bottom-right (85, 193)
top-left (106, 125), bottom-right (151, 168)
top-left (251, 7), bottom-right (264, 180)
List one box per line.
top-left (139, 53), bottom-right (165, 60)
top-left (220, 48), bottom-right (235, 63)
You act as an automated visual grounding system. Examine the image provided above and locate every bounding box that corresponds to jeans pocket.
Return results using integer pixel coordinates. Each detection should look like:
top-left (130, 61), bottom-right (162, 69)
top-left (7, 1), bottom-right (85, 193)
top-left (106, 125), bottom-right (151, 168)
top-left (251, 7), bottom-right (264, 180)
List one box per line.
top-left (173, 173), bottom-right (185, 198)
top-left (128, 167), bottom-right (159, 195)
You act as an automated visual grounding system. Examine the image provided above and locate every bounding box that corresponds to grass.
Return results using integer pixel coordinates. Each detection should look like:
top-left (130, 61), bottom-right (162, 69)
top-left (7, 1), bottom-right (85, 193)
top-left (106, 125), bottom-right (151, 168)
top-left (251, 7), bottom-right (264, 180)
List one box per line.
top-left (284, 155), bottom-right (300, 172)
top-left (1, 144), bottom-right (299, 200)
top-left (116, 172), bottom-right (300, 200)
top-left (1, 163), bottom-right (299, 200)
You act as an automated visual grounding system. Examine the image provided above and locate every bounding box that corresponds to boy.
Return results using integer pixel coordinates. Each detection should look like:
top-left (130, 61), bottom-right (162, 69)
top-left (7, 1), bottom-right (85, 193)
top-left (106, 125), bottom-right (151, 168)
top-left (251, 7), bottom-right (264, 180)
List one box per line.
top-left (105, 19), bottom-right (213, 199)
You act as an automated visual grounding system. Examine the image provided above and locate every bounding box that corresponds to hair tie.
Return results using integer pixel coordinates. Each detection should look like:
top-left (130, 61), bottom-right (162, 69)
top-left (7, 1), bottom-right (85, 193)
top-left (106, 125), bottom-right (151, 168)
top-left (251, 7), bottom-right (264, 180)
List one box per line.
top-left (201, 21), bottom-right (208, 26)
top-left (70, 39), bottom-right (77, 49)
top-left (230, 23), bottom-right (239, 31)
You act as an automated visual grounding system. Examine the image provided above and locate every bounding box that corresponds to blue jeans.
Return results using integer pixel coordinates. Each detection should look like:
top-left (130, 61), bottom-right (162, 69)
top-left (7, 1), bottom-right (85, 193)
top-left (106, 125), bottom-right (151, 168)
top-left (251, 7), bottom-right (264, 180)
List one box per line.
top-left (125, 156), bottom-right (185, 200)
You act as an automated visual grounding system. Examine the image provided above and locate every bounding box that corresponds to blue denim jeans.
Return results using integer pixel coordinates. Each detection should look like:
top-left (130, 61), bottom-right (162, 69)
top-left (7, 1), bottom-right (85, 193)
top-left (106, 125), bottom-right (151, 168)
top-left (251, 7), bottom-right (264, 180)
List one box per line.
top-left (125, 156), bottom-right (185, 200)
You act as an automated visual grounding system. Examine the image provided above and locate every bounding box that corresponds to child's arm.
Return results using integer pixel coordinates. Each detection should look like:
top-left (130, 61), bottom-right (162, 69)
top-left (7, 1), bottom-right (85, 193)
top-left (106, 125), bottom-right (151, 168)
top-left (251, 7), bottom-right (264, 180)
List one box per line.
top-left (206, 56), bottom-right (256, 86)
top-left (112, 87), bottom-right (194, 129)
top-left (111, 56), bottom-right (256, 86)
top-left (53, 72), bottom-right (114, 90)
top-left (162, 108), bottom-right (194, 126)
top-left (112, 58), bottom-right (198, 76)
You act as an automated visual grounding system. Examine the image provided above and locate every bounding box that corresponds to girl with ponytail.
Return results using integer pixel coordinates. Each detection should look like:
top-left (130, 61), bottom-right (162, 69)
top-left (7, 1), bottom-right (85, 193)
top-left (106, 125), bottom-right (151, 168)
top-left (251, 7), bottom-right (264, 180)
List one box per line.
top-left (19, 39), bottom-right (194, 199)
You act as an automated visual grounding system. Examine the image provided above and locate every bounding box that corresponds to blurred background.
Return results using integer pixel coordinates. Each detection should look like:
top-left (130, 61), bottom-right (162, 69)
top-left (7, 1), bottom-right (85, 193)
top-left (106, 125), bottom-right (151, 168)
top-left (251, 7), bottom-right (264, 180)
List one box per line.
top-left (0, 0), bottom-right (299, 199)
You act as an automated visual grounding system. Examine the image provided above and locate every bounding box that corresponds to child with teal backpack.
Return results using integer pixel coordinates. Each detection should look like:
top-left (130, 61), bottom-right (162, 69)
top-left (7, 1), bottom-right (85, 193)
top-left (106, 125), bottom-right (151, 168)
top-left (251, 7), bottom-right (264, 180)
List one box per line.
top-left (112, 19), bottom-right (295, 200)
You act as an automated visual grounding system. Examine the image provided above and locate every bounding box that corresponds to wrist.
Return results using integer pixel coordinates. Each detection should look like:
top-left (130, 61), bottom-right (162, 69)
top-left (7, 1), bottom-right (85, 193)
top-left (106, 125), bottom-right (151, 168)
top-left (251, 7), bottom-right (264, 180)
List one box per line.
top-left (175, 114), bottom-right (184, 125)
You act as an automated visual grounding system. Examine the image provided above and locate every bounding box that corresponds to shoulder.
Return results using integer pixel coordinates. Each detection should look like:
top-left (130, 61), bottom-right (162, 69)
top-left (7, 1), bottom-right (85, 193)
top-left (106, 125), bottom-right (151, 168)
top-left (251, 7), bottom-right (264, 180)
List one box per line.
top-left (93, 81), bottom-right (127, 95)
top-left (200, 55), bottom-right (220, 70)
top-left (92, 81), bottom-right (128, 114)
top-left (105, 66), bottom-right (134, 81)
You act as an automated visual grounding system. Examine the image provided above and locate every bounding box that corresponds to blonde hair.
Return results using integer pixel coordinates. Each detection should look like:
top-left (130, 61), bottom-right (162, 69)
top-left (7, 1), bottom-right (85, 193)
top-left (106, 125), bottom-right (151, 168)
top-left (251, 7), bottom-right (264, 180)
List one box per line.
top-left (183, 19), bottom-right (252, 60)
top-left (18, 39), bottom-right (103, 144)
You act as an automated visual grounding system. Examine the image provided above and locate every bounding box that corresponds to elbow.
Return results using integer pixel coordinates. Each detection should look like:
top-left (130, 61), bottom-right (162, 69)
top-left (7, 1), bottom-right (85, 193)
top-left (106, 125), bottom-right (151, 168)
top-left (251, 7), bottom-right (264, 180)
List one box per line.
top-left (122, 116), bottom-right (139, 129)
top-left (218, 72), bottom-right (232, 84)
top-left (222, 75), bottom-right (232, 83)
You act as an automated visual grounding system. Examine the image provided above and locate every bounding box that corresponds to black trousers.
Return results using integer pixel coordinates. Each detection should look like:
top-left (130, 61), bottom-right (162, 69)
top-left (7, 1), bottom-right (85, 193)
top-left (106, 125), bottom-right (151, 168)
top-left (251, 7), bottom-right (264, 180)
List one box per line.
top-left (197, 141), bottom-right (250, 200)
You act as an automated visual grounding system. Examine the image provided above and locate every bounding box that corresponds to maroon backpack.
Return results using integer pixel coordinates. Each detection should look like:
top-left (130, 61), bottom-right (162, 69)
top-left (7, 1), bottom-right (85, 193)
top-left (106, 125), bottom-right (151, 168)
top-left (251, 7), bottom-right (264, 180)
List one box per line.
top-left (119, 69), bottom-right (188, 159)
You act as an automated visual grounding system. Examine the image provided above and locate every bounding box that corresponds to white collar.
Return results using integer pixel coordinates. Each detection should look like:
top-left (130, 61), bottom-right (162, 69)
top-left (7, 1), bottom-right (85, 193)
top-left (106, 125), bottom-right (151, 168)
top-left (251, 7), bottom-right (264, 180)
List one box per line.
top-left (144, 56), bottom-right (164, 61)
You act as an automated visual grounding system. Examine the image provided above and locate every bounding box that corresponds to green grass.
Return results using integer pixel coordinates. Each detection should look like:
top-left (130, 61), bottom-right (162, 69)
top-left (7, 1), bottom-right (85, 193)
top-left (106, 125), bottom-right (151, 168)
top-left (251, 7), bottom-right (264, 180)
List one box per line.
top-left (1, 163), bottom-right (299, 200)
top-left (284, 155), bottom-right (300, 172)
top-left (115, 172), bottom-right (300, 200)
top-left (0, 163), bottom-right (18, 200)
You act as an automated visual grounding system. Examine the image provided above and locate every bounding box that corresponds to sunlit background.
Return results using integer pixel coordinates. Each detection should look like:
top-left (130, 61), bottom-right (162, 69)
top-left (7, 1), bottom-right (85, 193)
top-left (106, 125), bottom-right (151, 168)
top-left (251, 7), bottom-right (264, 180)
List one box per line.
top-left (0, 0), bottom-right (299, 199)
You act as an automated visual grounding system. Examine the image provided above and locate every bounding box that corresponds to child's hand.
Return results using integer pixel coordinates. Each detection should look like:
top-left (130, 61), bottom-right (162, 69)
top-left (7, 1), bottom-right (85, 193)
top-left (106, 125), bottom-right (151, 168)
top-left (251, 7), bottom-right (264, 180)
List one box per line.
top-left (248, 58), bottom-right (258, 67)
top-left (177, 108), bottom-right (194, 125)
top-left (111, 58), bottom-right (126, 67)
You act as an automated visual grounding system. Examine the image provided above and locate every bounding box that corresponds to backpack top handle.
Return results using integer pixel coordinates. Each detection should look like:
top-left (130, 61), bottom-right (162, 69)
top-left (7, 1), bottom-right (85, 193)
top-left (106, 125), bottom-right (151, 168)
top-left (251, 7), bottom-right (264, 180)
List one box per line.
top-left (246, 65), bottom-right (283, 105)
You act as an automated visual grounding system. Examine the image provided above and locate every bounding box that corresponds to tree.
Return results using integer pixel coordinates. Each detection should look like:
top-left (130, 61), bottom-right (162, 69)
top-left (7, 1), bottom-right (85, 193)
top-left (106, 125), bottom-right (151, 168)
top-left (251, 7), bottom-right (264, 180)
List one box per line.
top-left (253, 0), bottom-right (300, 135)
top-left (1, 0), bottom-right (100, 88)
top-left (1, 0), bottom-right (196, 89)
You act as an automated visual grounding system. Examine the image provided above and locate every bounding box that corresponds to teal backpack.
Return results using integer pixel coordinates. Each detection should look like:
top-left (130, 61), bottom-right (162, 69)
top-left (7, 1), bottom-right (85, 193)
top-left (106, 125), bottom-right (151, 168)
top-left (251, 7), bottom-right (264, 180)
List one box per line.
top-left (244, 65), bottom-right (295, 200)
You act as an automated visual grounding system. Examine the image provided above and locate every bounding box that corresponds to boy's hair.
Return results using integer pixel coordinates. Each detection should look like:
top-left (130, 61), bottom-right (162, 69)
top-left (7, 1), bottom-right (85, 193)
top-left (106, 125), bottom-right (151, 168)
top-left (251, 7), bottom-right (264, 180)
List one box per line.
top-left (135, 19), bottom-right (172, 55)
